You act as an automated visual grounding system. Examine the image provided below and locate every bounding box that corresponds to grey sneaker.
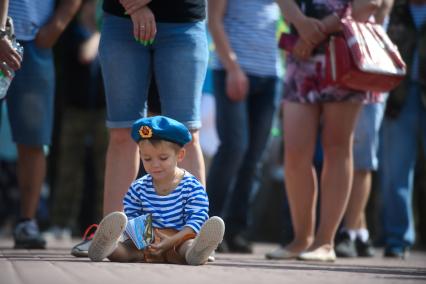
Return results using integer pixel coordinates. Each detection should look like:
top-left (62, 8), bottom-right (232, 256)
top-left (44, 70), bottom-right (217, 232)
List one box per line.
top-left (13, 220), bottom-right (46, 249)
top-left (185, 216), bottom-right (225, 265)
top-left (71, 239), bottom-right (92, 257)
top-left (71, 224), bottom-right (98, 257)
top-left (335, 231), bottom-right (357, 258)
top-left (88, 212), bottom-right (127, 262)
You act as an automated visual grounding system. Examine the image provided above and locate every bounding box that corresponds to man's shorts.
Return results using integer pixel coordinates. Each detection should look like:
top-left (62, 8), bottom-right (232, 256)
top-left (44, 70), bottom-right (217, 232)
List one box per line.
top-left (6, 40), bottom-right (55, 146)
top-left (353, 101), bottom-right (387, 171)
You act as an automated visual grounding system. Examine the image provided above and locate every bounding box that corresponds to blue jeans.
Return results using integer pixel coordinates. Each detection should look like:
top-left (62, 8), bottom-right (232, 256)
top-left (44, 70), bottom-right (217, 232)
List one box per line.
top-left (207, 70), bottom-right (281, 236)
top-left (379, 82), bottom-right (426, 250)
top-left (353, 101), bottom-right (387, 171)
top-left (99, 13), bottom-right (208, 129)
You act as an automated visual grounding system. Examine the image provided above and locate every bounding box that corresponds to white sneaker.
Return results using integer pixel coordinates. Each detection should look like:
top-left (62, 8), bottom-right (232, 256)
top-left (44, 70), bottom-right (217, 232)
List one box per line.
top-left (207, 251), bottom-right (216, 262)
top-left (88, 212), bottom-right (127, 262)
top-left (185, 216), bottom-right (225, 265)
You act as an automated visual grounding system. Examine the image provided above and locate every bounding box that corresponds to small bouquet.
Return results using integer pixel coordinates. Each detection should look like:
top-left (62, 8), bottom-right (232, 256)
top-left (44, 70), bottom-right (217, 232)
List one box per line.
top-left (125, 214), bottom-right (154, 250)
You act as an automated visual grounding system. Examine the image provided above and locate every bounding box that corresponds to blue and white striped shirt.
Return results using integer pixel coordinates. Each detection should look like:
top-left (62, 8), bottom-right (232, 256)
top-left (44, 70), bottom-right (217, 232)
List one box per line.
top-left (123, 172), bottom-right (209, 233)
top-left (210, 0), bottom-right (281, 77)
top-left (8, 0), bottom-right (55, 40)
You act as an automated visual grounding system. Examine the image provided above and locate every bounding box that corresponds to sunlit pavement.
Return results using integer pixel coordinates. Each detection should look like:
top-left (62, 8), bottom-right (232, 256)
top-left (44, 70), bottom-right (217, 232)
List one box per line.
top-left (0, 238), bottom-right (425, 284)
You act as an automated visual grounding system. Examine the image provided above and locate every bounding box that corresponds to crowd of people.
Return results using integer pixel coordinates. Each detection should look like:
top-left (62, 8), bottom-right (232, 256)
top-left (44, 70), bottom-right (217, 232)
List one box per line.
top-left (0, 0), bottom-right (425, 265)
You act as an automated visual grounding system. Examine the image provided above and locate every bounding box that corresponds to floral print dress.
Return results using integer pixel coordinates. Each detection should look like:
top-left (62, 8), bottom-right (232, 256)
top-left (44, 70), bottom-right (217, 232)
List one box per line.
top-left (283, 0), bottom-right (385, 104)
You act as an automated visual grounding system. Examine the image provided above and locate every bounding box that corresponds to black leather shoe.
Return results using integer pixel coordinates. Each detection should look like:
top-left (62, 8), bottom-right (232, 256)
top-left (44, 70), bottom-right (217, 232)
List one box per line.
top-left (355, 238), bottom-right (375, 257)
top-left (216, 240), bottom-right (230, 253)
top-left (335, 232), bottom-right (357, 257)
top-left (226, 234), bottom-right (253, 254)
top-left (384, 247), bottom-right (408, 259)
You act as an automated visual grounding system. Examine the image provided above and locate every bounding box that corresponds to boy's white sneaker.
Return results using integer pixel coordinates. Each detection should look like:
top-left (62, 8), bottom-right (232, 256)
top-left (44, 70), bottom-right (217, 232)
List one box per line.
top-left (185, 216), bottom-right (225, 265)
top-left (88, 212), bottom-right (127, 262)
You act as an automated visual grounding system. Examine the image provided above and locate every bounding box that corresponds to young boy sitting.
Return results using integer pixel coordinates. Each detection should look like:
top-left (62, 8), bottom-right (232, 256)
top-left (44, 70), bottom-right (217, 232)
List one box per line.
top-left (88, 115), bottom-right (225, 265)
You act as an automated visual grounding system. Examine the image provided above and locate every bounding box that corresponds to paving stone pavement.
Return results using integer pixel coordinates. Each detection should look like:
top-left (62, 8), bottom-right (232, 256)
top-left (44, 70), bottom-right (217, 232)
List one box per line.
top-left (0, 238), bottom-right (425, 284)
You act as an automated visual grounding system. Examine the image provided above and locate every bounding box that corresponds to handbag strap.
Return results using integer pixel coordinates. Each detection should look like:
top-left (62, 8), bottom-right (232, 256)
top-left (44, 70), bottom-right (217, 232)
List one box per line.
top-left (341, 18), bottom-right (406, 73)
top-left (368, 24), bottom-right (406, 70)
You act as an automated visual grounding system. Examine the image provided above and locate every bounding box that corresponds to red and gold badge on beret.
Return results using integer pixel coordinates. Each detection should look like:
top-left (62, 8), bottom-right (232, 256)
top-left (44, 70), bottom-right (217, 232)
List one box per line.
top-left (139, 126), bottom-right (153, 138)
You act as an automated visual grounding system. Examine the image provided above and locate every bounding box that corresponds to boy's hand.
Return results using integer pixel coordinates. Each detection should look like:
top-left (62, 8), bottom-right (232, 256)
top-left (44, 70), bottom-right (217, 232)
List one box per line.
top-left (148, 229), bottom-right (175, 255)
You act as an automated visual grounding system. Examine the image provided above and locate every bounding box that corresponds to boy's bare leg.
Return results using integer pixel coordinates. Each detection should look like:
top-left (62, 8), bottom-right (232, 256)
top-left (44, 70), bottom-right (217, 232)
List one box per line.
top-left (178, 239), bottom-right (193, 257)
top-left (108, 240), bottom-right (145, 262)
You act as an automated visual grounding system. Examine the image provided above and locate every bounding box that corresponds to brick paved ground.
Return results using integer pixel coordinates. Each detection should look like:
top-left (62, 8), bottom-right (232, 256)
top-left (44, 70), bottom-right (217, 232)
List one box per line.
top-left (1, 238), bottom-right (425, 284)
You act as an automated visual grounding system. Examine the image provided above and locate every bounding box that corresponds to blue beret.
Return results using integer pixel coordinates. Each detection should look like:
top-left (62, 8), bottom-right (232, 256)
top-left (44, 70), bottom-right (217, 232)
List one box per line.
top-left (131, 116), bottom-right (192, 146)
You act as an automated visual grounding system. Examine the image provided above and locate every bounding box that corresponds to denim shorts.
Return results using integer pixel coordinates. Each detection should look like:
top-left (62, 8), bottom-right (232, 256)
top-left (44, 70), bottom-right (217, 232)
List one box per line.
top-left (99, 13), bottom-right (208, 130)
top-left (6, 41), bottom-right (55, 145)
top-left (353, 101), bottom-right (386, 170)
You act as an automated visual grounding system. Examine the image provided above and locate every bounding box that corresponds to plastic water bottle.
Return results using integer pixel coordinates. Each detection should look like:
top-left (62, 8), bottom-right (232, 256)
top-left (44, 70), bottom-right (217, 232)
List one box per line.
top-left (0, 41), bottom-right (23, 99)
top-left (0, 17), bottom-right (23, 100)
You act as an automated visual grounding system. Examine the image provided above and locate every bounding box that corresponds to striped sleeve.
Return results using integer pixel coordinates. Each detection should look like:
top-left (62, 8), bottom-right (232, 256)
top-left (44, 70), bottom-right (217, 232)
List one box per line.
top-left (183, 178), bottom-right (209, 233)
top-left (123, 179), bottom-right (145, 220)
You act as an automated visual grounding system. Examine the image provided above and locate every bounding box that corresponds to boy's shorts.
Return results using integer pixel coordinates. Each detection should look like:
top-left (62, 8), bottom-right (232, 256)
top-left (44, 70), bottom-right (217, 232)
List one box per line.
top-left (142, 228), bottom-right (196, 264)
top-left (353, 102), bottom-right (386, 171)
top-left (6, 41), bottom-right (55, 146)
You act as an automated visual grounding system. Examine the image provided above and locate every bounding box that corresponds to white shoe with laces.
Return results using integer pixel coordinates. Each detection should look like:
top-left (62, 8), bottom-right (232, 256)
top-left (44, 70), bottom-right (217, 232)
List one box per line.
top-left (88, 212), bottom-right (127, 262)
top-left (185, 216), bottom-right (225, 265)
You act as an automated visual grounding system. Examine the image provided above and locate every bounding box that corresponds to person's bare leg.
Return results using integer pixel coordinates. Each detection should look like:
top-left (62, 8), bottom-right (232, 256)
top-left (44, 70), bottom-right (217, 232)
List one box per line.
top-left (282, 102), bottom-right (321, 253)
top-left (178, 239), bottom-right (193, 257)
top-left (179, 130), bottom-right (206, 186)
top-left (17, 145), bottom-right (46, 219)
top-left (108, 241), bottom-right (145, 262)
top-left (103, 128), bottom-right (140, 215)
top-left (344, 170), bottom-right (371, 229)
top-left (313, 102), bottom-right (362, 249)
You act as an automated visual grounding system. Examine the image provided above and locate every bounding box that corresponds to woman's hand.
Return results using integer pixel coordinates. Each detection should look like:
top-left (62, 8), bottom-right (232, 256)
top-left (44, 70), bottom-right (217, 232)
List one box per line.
top-left (148, 229), bottom-right (175, 256)
top-left (226, 66), bottom-right (249, 102)
top-left (0, 37), bottom-right (21, 75)
top-left (119, 0), bottom-right (151, 16)
top-left (292, 38), bottom-right (315, 61)
top-left (293, 15), bottom-right (326, 46)
top-left (130, 6), bottom-right (156, 44)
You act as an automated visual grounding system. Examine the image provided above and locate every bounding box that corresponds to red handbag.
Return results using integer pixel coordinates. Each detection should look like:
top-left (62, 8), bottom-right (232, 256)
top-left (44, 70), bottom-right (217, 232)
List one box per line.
top-left (324, 17), bottom-right (406, 92)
